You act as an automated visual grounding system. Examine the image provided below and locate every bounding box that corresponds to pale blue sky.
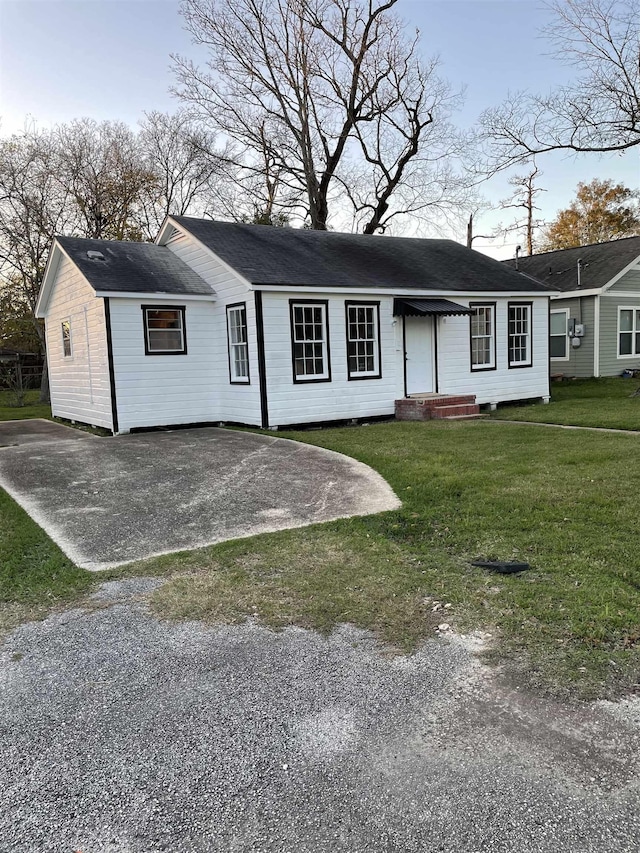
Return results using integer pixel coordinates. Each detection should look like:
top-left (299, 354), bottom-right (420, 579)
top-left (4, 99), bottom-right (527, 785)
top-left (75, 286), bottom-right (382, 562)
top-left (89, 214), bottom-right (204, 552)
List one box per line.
top-left (1, 0), bottom-right (638, 257)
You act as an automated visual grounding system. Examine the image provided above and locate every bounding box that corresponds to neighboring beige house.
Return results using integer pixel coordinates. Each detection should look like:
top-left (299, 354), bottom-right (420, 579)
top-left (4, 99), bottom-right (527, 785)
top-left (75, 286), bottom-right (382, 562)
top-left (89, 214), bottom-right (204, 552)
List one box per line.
top-left (506, 237), bottom-right (640, 377)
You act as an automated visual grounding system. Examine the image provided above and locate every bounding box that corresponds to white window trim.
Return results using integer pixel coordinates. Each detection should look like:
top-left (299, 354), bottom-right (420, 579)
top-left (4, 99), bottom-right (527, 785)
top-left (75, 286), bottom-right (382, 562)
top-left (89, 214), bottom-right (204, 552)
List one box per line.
top-left (469, 303), bottom-right (496, 371)
top-left (617, 305), bottom-right (640, 359)
top-left (290, 300), bottom-right (330, 382)
top-left (226, 303), bottom-right (250, 384)
top-left (550, 308), bottom-right (570, 362)
top-left (346, 302), bottom-right (381, 379)
top-left (61, 318), bottom-right (72, 358)
top-left (508, 302), bottom-right (533, 368)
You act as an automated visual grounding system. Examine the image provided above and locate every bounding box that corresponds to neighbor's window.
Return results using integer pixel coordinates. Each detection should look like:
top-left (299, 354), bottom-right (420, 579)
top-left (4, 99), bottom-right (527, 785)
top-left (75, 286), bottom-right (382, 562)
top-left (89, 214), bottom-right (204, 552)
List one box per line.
top-left (346, 302), bottom-right (380, 379)
top-left (550, 310), bottom-right (569, 360)
top-left (508, 302), bottom-right (532, 368)
top-left (61, 319), bottom-right (72, 358)
top-left (227, 303), bottom-right (249, 383)
top-left (142, 306), bottom-right (186, 355)
top-left (470, 303), bottom-right (495, 370)
top-left (618, 307), bottom-right (640, 357)
top-left (290, 300), bottom-right (330, 381)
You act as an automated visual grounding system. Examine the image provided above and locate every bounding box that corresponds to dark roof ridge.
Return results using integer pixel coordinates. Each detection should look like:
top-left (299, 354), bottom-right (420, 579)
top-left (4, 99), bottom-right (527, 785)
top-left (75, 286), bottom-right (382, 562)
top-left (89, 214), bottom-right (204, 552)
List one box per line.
top-left (512, 235), bottom-right (640, 260)
top-left (170, 216), bottom-right (553, 293)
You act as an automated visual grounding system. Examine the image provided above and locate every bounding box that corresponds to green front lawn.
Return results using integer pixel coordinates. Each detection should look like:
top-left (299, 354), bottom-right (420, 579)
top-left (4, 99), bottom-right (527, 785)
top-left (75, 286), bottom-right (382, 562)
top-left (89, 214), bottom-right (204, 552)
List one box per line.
top-left (144, 419), bottom-right (640, 699)
top-left (2, 384), bottom-right (639, 699)
top-left (493, 377), bottom-right (640, 430)
top-left (0, 389), bottom-right (51, 422)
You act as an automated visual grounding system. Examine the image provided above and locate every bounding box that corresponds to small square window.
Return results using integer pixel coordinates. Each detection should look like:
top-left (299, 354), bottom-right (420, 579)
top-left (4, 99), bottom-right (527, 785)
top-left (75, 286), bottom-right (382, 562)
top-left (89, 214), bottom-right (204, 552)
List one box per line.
top-left (143, 306), bottom-right (186, 355)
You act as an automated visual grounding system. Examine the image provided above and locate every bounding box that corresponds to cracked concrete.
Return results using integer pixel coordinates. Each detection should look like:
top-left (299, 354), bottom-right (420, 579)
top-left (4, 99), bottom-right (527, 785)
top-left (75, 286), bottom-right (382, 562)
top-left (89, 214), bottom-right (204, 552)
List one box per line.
top-left (0, 420), bottom-right (399, 570)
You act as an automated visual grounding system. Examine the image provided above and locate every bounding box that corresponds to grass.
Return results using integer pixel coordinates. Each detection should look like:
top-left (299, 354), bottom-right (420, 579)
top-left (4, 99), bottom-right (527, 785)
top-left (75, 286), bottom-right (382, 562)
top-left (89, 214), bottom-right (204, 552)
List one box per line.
top-left (0, 389), bottom-right (51, 421)
top-left (0, 489), bottom-right (95, 636)
top-left (139, 419), bottom-right (640, 699)
top-left (492, 376), bottom-right (640, 430)
top-left (2, 379), bottom-right (639, 698)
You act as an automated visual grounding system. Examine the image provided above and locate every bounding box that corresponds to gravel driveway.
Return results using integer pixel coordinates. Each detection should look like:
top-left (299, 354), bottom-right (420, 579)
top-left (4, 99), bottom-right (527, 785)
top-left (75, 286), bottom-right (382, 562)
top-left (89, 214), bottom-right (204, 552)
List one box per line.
top-left (0, 420), bottom-right (399, 570)
top-left (1, 579), bottom-right (639, 853)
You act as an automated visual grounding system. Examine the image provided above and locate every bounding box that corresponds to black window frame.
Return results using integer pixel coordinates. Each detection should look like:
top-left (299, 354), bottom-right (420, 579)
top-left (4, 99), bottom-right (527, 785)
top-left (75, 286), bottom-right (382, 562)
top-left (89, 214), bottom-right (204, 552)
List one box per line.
top-left (507, 301), bottom-right (533, 369)
top-left (141, 305), bottom-right (187, 356)
top-left (345, 300), bottom-right (382, 381)
top-left (226, 302), bottom-right (250, 384)
top-left (469, 302), bottom-right (497, 372)
top-left (289, 299), bottom-right (331, 384)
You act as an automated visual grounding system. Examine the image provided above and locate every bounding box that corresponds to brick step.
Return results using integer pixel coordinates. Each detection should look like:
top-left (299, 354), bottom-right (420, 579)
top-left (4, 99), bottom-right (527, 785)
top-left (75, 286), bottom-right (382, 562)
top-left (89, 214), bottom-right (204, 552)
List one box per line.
top-left (437, 413), bottom-right (488, 421)
top-left (431, 403), bottom-right (481, 419)
top-left (408, 394), bottom-right (476, 406)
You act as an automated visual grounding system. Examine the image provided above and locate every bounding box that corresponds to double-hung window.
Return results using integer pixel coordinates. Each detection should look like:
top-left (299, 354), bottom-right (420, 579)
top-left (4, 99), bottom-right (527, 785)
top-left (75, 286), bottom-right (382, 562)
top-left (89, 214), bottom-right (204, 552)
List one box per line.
top-left (469, 303), bottom-right (495, 370)
top-left (346, 302), bottom-right (381, 379)
top-left (227, 303), bottom-right (250, 383)
top-left (618, 307), bottom-right (640, 357)
top-left (142, 306), bottom-right (186, 355)
top-left (61, 319), bottom-right (72, 358)
top-left (508, 302), bottom-right (532, 368)
top-left (290, 300), bottom-right (330, 382)
top-left (550, 309), bottom-right (569, 360)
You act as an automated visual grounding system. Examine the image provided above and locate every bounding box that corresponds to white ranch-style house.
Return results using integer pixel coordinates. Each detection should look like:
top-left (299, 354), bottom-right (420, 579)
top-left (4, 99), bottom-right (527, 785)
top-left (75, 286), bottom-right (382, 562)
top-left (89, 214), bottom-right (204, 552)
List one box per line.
top-left (36, 218), bottom-right (555, 434)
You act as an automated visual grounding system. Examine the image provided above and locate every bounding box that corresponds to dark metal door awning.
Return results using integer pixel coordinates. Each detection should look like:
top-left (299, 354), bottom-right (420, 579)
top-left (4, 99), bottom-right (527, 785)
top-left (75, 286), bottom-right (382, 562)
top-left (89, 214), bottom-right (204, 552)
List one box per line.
top-left (393, 298), bottom-right (472, 317)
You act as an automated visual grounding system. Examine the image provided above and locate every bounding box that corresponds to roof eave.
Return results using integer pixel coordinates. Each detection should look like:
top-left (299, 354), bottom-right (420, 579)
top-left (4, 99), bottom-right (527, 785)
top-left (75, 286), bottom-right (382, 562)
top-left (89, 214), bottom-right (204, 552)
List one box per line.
top-left (93, 290), bottom-right (216, 301)
top-left (551, 287), bottom-right (602, 299)
top-left (36, 240), bottom-right (98, 317)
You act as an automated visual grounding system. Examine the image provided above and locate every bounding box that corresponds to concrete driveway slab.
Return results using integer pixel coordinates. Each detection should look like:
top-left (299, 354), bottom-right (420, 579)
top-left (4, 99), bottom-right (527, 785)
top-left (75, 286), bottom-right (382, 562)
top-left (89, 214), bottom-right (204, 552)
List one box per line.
top-left (0, 421), bottom-right (399, 570)
top-left (1, 588), bottom-right (639, 853)
top-left (0, 418), bottom-right (95, 447)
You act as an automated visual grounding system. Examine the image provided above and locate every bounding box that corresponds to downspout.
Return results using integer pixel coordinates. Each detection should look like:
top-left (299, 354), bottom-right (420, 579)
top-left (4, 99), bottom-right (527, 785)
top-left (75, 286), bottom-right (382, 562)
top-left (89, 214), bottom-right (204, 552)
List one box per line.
top-left (433, 316), bottom-right (439, 394)
top-left (402, 314), bottom-right (408, 398)
top-left (593, 294), bottom-right (600, 377)
top-left (104, 297), bottom-right (119, 435)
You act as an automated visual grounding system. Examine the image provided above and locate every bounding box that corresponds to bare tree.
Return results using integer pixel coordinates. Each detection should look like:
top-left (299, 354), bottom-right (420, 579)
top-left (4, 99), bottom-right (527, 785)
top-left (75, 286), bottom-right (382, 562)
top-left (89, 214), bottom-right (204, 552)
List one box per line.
top-left (138, 109), bottom-right (225, 231)
top-left (496, 162), bottom-right (546, 255)
top-left (55, 118), bottom-right (159, 240)
top-left (172, 0), bottom-right (470, 232)
top-left (0, 127), bottom-right (72, 399)
top-left (479, 0), bottom-right (640, 172)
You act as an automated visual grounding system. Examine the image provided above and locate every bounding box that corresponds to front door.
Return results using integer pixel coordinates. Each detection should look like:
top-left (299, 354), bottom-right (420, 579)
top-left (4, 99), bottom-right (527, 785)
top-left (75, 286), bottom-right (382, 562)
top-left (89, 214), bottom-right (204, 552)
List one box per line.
top-left (404, 315), bottom-right (435, 395)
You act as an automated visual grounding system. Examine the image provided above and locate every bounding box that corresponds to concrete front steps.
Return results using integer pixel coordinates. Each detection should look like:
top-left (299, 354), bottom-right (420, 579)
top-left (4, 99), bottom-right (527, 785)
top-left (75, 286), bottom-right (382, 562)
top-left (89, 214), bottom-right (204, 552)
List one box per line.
top-left (395, 394), bottom-right (485, 421)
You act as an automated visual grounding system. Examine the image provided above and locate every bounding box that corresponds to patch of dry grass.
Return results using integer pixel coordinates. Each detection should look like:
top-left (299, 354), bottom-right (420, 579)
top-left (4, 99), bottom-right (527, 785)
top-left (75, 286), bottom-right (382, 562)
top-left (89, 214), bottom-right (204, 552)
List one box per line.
top-left (148, 526), bottom-right (451, 652)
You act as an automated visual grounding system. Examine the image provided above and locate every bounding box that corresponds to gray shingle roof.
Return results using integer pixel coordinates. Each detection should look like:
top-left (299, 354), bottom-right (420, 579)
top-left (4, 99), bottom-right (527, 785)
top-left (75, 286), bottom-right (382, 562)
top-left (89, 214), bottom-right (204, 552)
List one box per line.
top-left (57, 236), bottom-right (213, 297)
top-left (503, 237), bottom-right (640, 292)
top-left (172, 217), bottom-right (554, 293)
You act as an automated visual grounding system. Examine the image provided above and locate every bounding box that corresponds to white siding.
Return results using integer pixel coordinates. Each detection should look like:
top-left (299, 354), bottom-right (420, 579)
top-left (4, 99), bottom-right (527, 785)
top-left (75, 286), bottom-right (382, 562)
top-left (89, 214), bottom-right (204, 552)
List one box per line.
top-left (262, 292), bottom-right (403, 427)
top-left (110, 297), bottom-right (222, 431)
top-left (166, 231), bottom-right (261, 425)
top-left (438, 297), bottom-right (550, 404)
top-left (44, 254), bottom-right (113, 429)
